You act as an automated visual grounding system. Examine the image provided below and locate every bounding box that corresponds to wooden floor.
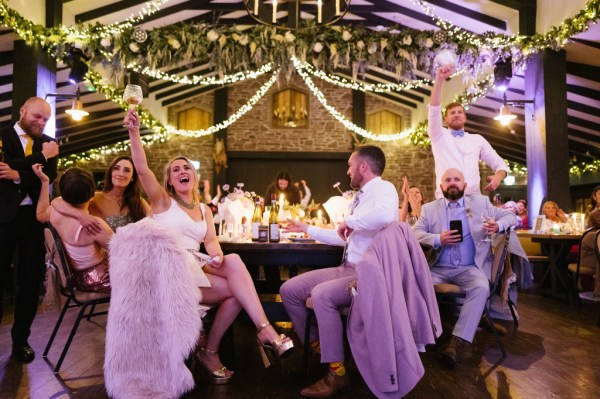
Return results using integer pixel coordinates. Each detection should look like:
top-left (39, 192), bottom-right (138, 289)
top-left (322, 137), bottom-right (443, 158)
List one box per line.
top-left (1, 291), bottom-right (599, 399)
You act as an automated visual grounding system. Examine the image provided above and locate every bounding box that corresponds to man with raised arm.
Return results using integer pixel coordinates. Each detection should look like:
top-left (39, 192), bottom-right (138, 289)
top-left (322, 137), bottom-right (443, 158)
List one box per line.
top-left (429, 64), bottom-right (509, 199)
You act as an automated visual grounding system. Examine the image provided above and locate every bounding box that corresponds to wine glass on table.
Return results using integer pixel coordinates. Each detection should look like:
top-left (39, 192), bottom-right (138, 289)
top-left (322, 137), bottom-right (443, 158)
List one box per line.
top-left (123, 84), bottom-right (143, 128)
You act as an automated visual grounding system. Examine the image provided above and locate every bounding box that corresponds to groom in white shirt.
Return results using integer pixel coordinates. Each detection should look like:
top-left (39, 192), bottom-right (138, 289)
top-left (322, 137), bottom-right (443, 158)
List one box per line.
top-left (281, 145), bottom-right (398, 398)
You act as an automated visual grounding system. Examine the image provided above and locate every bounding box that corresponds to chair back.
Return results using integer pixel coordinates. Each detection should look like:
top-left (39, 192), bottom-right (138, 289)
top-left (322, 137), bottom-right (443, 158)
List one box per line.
top-left (44, 227), bottom-right (69, 294)
top-left (490, 228), bottom-right (511, 294)
top-left (517, 235), bottom-right (543, 256)
top-left (46, 223), bottom-right (81, 301)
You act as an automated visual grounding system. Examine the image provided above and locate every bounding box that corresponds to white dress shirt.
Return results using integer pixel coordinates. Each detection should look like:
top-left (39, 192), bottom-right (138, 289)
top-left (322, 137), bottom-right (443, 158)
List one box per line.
top-left (307, 176), bottom-right (399, 264)
top-left (428, 105), bottom-right (509, 199)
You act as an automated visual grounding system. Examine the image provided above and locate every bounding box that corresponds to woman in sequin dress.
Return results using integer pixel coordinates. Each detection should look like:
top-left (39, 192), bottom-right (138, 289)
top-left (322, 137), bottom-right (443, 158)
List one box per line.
top-left (33, 165), bottom-right (113, 292)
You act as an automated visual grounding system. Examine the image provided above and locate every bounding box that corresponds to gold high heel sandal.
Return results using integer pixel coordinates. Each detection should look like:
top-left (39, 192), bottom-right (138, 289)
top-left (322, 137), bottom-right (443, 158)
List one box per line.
top-left (257, 322), bottom-right (295, 368)
top-left (196, 348), bottom-right (234, 385)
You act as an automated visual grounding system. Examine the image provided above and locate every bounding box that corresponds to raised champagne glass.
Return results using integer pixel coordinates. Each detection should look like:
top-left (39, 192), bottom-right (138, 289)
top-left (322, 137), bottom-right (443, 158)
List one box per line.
top-left (123, 84), bottom-right (143, 127)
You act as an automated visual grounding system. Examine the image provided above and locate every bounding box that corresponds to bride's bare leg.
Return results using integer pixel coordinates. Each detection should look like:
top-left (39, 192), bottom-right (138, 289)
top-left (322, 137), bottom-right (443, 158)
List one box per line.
top-left (204, 254), bottom-right (289, 345)
top-left (196, 275), bottom-right (242, 379)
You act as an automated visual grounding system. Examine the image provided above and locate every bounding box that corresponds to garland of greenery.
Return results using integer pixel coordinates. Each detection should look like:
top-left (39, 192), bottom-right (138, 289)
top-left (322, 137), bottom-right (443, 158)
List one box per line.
top-left (1, 0), bottom-right (600, 175)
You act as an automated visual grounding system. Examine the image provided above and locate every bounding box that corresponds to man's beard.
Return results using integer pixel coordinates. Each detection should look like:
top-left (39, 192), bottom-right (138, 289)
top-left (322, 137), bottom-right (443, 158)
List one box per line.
top-left (442, 186), bottom-right (464, 200)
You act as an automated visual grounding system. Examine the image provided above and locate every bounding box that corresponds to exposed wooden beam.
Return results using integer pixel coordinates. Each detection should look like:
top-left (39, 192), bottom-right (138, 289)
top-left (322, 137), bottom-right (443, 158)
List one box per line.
top-left (75, 0), bottom-right (149, 23)
top-left (423, 0), bottom-right (507, 30)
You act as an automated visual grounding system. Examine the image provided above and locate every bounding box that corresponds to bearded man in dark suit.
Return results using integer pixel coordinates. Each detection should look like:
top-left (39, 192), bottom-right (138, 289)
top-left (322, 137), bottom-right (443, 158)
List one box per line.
top-left (0, 97), bottom-right (58, 362)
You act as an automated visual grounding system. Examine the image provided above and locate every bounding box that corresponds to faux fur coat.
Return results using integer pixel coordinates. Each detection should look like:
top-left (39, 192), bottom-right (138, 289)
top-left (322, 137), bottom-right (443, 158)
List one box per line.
top-left (104, 217), bottom-right (202, 399)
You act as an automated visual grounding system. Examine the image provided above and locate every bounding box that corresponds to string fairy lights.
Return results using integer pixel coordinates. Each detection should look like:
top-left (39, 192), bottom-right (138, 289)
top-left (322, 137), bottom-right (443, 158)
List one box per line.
top-left (126, 62), bottom-right (274, 86)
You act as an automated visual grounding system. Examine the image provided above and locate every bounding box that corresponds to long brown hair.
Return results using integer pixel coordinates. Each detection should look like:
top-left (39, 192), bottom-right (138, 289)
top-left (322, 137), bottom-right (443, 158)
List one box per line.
top-left (103, 155), bottom-right (146, 221)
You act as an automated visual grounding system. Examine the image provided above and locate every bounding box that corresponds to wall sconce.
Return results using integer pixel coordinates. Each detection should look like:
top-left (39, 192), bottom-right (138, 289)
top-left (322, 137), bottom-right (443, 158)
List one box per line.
top-left (45, 85), bottom-right (89, 121)
top-left (493, 93), bottom-right (534, 126)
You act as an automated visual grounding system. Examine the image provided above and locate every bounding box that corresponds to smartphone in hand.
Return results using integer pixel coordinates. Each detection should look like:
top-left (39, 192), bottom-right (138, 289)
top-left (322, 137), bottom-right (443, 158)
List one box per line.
top-left (449, 220), bottom-right (463, 242)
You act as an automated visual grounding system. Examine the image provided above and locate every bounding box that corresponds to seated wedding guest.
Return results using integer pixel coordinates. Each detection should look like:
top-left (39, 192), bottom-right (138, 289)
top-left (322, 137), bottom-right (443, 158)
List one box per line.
top-left (399, 176), bottom-right (424, 225)
top-left (281, 145), bottom-right (398, 398)
top-left (413, 168), bottom-right (516, 367)
top-left (503, 201), bottom-right (523, 230)
top-left (541, 200), bottom-right (568, 231)
top-left (517, 199), bottom-right (529, 229)
top-left (51, 155), bottom-right (150, 232)
top-left (125, 109), bottom-right (293, 384)
top-left (265, 170), bottom-right (301, 205)
top-left (294, 179), bottom-right (312, 207)
top-left (33, 165), bottom-right (113, 292)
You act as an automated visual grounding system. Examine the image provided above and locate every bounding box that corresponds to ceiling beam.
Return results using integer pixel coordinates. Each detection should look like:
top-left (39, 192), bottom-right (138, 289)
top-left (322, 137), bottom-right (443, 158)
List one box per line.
top-left (75, 0), bottom-right (149, 23)
top-left (423, 0), bottom-right (507, 30)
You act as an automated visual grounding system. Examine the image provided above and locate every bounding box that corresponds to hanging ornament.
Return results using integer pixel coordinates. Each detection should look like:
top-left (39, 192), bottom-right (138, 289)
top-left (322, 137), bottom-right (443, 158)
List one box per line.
top-left (432, 30), bottom-right (447, 45)
top-left (133, 29), bottom-right (148, 43)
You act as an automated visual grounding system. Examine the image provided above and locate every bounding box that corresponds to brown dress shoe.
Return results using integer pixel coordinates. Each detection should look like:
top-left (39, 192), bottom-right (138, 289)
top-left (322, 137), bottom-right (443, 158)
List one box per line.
top-left (441, 335), bottom-right (467, 368)
top-left (479, 314), bottom-right (508, 335)
top-left (300, 370), bottom-right (351, 398)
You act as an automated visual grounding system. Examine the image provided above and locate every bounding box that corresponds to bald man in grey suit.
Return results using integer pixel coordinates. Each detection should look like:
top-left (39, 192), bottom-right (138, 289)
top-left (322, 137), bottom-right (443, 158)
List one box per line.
top-left (413, 168), bottom-right (516, 367)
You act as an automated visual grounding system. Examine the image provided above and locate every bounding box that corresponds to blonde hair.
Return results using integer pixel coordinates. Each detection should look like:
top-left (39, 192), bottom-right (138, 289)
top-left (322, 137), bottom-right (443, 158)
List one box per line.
top-left (162, 156), bottom-right (200, 204)
top-left (542, 200), bottom-right (561, 220)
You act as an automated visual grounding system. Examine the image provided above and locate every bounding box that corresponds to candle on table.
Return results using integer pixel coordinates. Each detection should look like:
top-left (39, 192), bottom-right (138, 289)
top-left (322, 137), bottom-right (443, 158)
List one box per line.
top-left (317, 210), bottom-right (323, 226)
top-left (272, 0), bottom-right (277, 23)
top-left (336, 0), bottom-right (340, 15)
top-left (279, 194), bottom-right (284, 211)
top-left (318, 0), bottom-right (322, 23)
top-left (254, 0), bottom-right (259, 15)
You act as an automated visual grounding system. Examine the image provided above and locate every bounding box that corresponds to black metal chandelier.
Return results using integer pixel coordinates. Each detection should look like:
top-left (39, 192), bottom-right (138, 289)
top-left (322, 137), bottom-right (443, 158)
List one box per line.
top-left (244, 0), bottom-right (350, 30)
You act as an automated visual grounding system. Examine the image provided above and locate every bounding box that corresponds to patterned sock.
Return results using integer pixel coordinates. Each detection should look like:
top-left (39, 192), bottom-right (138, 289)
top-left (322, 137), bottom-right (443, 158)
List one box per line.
top-left (329, 361), bottom-right (346, 376)
top-left (309, 340), bottom-right (321, 354)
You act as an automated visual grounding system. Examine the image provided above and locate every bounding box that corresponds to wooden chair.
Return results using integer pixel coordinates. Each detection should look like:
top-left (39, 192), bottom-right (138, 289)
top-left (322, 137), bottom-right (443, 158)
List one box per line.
top-left (517, 234), bottom-right (550, 283)
top-left (434, 228), bottom-right (517, 358)
top-left (42, 224), bottom-right (111, 373)
top-left (567, 227), bottom-right (600, 307)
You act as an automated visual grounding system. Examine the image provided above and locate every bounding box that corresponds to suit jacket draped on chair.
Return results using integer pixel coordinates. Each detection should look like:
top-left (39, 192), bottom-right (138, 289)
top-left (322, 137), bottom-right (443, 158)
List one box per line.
top-left (347, 222), bottom-right (441, 398)
top-left (104, 218), bottom-right (202, 399)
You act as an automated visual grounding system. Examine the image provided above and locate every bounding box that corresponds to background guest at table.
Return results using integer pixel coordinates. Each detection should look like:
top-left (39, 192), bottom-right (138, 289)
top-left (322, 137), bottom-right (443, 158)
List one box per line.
top-left (541, 200), bottom-right (568, 231)
top-left (51, 155), bottom-right (150, 233)
top-left (503, 201), bottom-right (523, 230)
top-left (399, 176), bottom-right (424, 225)
top-left (428, 64), bottom-right (509, 199)
top-left (294, 179), bottom-right (312, 207)
top-left (265, 170), bottom-right (301, 205)
top-left (0, 97), bottom-right (58, 363)
top-left (412, 168), bottom-right (516, 367)
top-left (586, 186), bottom-right (600, 222)
top-left (517, 199), bottom-right (529, 229)
top-left (125, 108), bottom-right (293, 384)
top-left (281, 145), bottom-right (398, 398)
top-left (33, 165), bottom-right (112, 292)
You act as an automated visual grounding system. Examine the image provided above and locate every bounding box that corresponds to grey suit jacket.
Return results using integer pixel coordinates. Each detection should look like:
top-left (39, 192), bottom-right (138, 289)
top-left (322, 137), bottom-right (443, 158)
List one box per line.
top-left (412, 195), bottom-right (517, 279)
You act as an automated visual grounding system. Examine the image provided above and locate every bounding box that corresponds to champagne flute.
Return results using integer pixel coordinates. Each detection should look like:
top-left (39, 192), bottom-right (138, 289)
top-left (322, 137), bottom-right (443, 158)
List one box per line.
top-left (123, 84), bottom-right (143, 127)
top-left (480, 208), bottom-right (495, 242)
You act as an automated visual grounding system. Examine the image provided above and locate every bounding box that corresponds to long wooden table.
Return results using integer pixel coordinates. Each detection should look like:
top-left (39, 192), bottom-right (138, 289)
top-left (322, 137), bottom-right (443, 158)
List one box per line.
top-left (516, 231), bottom-right (580, 300)
top-left (219, 240), bottom-right (344, 321)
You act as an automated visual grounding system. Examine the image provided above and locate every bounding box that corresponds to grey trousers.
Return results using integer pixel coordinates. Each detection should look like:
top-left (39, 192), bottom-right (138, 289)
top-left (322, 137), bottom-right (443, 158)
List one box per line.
top-left (280, 263), bottom-right (355, 363)
top-left (430, 265), bottom-right (489, 343)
